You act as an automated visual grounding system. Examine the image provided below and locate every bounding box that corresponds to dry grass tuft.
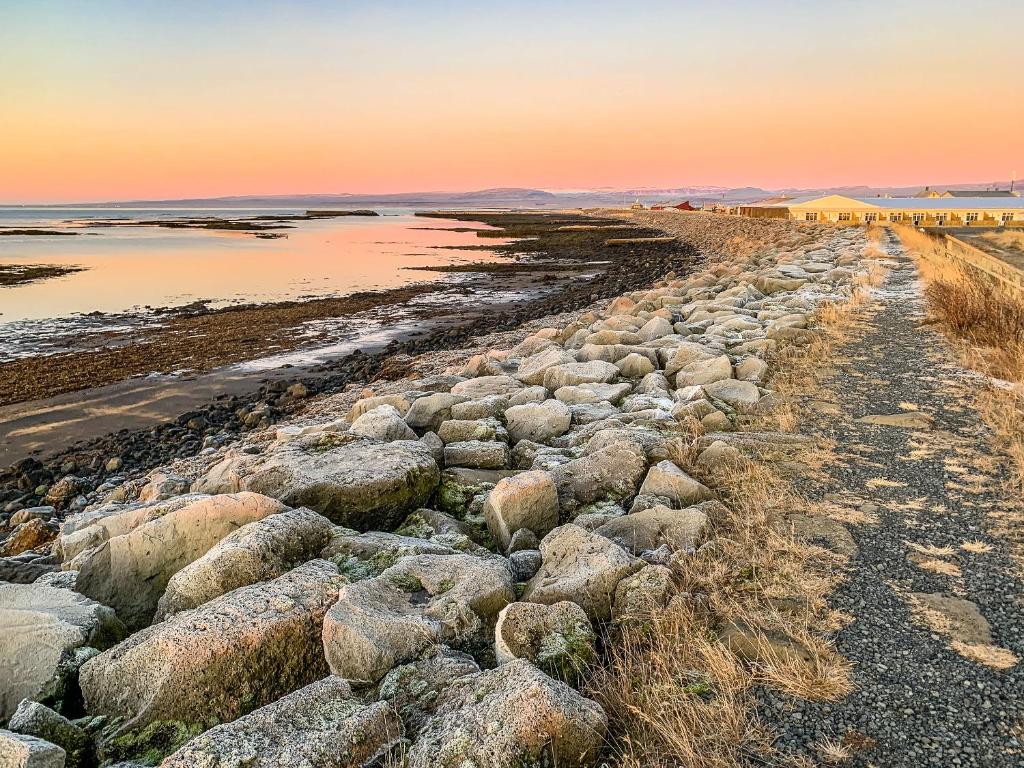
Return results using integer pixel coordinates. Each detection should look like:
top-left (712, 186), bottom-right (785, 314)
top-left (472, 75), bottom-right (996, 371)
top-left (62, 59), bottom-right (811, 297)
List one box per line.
top-left (950, 640), bottom-right (1020, 670)
top-left (817, 736), bottom-right (854, 764)
top-left (961, 539), bottom-right (994, 554)
top-left (591, 452), bottom-right (852, 767)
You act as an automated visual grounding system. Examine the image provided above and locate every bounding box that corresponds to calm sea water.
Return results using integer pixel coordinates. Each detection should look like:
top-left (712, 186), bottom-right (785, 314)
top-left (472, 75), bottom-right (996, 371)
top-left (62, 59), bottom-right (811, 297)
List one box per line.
top-left (0, 207), bottom-right (509, 321)
top-left (0, 207), bottom-right (513, 361)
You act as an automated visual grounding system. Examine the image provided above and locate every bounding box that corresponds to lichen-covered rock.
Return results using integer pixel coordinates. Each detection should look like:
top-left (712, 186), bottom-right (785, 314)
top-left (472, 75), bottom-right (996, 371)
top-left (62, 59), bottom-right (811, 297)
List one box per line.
top-left (494, 601), bottom-right (596, 683)
top-left (450, 375), bottom-right (523, 398)
top-left (378, 646), bottom-right (480, 738)
top-left (436, 418), bottom-right (507, 445)
top-left (482, 471), bottom-right (559, 551)
top-left (155, 507), bottom-right (334, 619)
top-left (68, 493), bottom-right (286, 631)
top-left (549, 443), bottom-right (647, 509)
top-left (638, 461), bottom-right (713, 507)
top-left (323, 554), bottom-right (513, 683)
top-left (703, 378), bottom-right (762, 412)
top-left (0, 583), bottom-right (124, 721)
top-left (79, 560), bottom-right (343, 734)
top-left (594, 504), bottom-right (709, 555)
top-left (406, 659), bottom-right (607, 768)
top-left (322, 530), bottom-right (461, 581)
top-left (523, 524), bottom-right (643, 621)
top-left (162, 677), bottom-right (401, 768)
top-left (192, 438), bottom-right (439, 531)
top-left (7, 700), bottom-right (89, 768)
top-left (613, 564), bottom-right (676, 626)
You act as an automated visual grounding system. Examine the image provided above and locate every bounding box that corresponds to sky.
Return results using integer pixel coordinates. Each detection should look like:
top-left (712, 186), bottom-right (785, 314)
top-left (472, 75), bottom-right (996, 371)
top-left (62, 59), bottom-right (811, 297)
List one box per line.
top-left (2, 0), bottom-right (1022, 203)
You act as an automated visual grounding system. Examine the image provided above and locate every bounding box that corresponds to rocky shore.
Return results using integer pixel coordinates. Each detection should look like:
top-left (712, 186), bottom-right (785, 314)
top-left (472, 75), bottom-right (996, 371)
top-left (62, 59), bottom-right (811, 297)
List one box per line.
top-left (0, 211), bottom-right (874, 767)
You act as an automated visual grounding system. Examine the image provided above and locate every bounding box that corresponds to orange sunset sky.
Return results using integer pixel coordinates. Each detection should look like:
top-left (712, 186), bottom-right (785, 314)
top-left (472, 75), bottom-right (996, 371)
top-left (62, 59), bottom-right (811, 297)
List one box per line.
top-left (2, 1), bottom-right (1022, 203)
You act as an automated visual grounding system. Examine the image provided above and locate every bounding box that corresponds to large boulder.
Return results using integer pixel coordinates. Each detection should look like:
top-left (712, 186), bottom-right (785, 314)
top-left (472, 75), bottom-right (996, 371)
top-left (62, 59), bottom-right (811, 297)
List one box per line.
top-left (516, 348), bottom-right (576, 386)
top-left (407, 659), bottom-right (607, 768)
top-left (68, 493), bottom-right (285, 631)
top-left (494, 601), bottom-right (597, 682)
top-left (162, 676), bottom-right (401, 768)
top-left (79, 560), bottom-right (343, 734)
top-left (155, 507), bottom-right (334, 619)
top-left (192, 437), bottom-right (439, 531)
top-left (349, 405), bottom-right (417, 441)
top-left (482, 470), bottom-right (559, 551)
top-left (0, 583), bottom-right (124, 720)
top-left (504, 400), bottom-right (571, 444)
top-left (450, 375), bottom-right (523, 398)
top-left (323, 554), bottom-right (513, 683)
top-left (703, 378), bottom-right (762, 412)
top-left (523, 524), bottom-right (643, 621)
top-left (549, 442), bottom-right (647, 509)
top-left (594, 504), bottom-right (709, 555)
top-left (638, 461), bottom-right (714, 507)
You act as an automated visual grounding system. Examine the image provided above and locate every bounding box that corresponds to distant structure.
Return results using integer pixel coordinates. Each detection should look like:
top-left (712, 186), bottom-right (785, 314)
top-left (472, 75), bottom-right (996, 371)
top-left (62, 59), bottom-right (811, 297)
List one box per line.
top-left (674, 201), bottom-right (697, 211)
top-left (736, 196), bottom-right (793, 218)
top-left (942, 189), bottom-right (1019, 198)
top-left (760, 194), bottom-right (1024, 226)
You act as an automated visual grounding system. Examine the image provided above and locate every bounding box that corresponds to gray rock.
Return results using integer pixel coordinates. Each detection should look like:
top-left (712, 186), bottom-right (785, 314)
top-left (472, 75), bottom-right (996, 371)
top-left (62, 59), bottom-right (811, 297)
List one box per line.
top-left (162, 677), bottom-right (401, 768)
top-left (407, 659), bottom-right (607, 768)
top-left (155, 506), bottom-right (334, 619)
top-left (443, 440), bottom-right (510, 470)
top-left (523, 524), bottom-right (643, 621)
top-left (68, 493), bottom-right (285, 631)
top-left (594, 504), bottom-right (709, 555)
top-left (7, 701), bottom-right (88, 768)
top-left (504, 400), bottom-right (572, 444)
top-left (542, 361), bottom-right (619, 390)
top-left (405, 393), bottom-right (470, 432)
top-left (349, 404), bottom-right (417, 441)
top-left (549, 443), bottom-right (647, 509)
top-left (323, 554), bottom-right (514, 683)
top-left (0, 730), bottom-right (65, 768)
top-left (450, 375), bottom-right (523, 398)
top-left (507, 527), bottom-right (540, 554)
top-left (192, 438), bottom-right (439, 531)
top-left (0, 584), bottom-right (124, 721)
top-left (638, 461), bottom-right (714, 507)
top-left (703, 378), bottom-right (761, 412)
top-left (378, 646), bottom-right (480, 738)
top-left (436, 418), bottom-right (506, 445)
top-left (509, 549), bottom-right (542, 582)
top-left (79, 560), bottom-right (343, 734)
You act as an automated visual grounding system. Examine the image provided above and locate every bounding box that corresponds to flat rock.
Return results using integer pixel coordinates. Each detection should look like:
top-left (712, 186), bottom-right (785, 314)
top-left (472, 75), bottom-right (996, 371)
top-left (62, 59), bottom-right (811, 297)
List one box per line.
top-left (192, 437), bottom-right (439, 531)
top-left (638, 461), bottom-right (714, 507)
top-left (162, 676), bottom-right (401, 768)
top-left (69, 492), bottom-right (285, 631)
top-left (504, 400), bottom-right (572, 444)
top-left (0, 730), bottom-right (65, 768)
top-left (595, 504), bottom-right (709, 555)
top-left (542, 361), bottom-right (619, 390)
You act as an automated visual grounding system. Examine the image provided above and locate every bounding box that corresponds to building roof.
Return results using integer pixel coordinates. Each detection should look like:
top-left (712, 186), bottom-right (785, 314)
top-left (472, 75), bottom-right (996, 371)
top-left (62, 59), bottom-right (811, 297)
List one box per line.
top-left (783, 194), bottom-right (1024, 210)
top-left (943, 190), bottom-right (1019, 198)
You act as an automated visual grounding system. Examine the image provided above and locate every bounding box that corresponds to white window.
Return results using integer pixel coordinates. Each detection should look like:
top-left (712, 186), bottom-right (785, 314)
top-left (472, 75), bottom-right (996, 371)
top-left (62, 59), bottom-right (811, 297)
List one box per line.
top-left (864, 212), bottom-right (878, 223)
top-left (804, 212), bottom-right (818, 221)
top-left (936, 213), bottom-right (947, 225)
top-left (838, 212), bottom-right (852, 221)
top-left (965, 212), bottom-right (979, 223)
top-left (889, 213), bottom-right (903, 222)
top-left (1002, 212), bottom-right (1015, 222)
top-left (912, 213), bottom-right (925, 225)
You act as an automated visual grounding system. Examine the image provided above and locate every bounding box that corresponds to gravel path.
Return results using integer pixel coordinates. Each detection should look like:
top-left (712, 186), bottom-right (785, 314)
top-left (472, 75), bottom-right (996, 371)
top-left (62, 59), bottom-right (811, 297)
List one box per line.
top-left (760, 235), bottom-right (1024, 766)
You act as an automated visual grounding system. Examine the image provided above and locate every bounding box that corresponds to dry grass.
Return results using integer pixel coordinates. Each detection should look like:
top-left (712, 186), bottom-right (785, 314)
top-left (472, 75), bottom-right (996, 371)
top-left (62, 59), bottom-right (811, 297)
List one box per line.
top-left (590, 452), bottom-right (852, 768)
top-left (980, 229), bottom-right (1024, 250)
top-left (961, 539), bottom-right (994, 554)
top-left (817, 736), bottom-right (854, 764)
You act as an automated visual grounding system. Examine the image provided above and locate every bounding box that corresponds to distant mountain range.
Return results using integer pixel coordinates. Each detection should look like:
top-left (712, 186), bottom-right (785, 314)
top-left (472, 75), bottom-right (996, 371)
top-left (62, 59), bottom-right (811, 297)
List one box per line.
top-left (40, 182), bottom-right (1019, 209)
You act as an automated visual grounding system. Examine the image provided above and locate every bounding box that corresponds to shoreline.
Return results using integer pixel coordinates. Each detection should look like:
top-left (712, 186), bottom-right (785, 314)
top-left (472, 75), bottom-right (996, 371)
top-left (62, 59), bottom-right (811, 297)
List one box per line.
top-left (0, 210), bottom-right (694, 500)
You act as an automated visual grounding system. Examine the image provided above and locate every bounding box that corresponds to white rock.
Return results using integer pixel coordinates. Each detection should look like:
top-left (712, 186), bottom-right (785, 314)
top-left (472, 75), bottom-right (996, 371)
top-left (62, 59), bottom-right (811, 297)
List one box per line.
top-left (638, 461), bottom-right (714, 506)
top-left (483, 471), bottom-right (560, 550)
top-left (505, 400), bottom-right (571, 444)
top-left (349, 405), bottom-right (417, 441)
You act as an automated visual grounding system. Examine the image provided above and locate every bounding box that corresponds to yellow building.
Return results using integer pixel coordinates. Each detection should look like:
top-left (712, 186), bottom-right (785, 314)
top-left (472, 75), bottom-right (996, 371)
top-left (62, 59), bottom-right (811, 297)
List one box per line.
top-left (778, 194), bottom-right (1024, 227)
